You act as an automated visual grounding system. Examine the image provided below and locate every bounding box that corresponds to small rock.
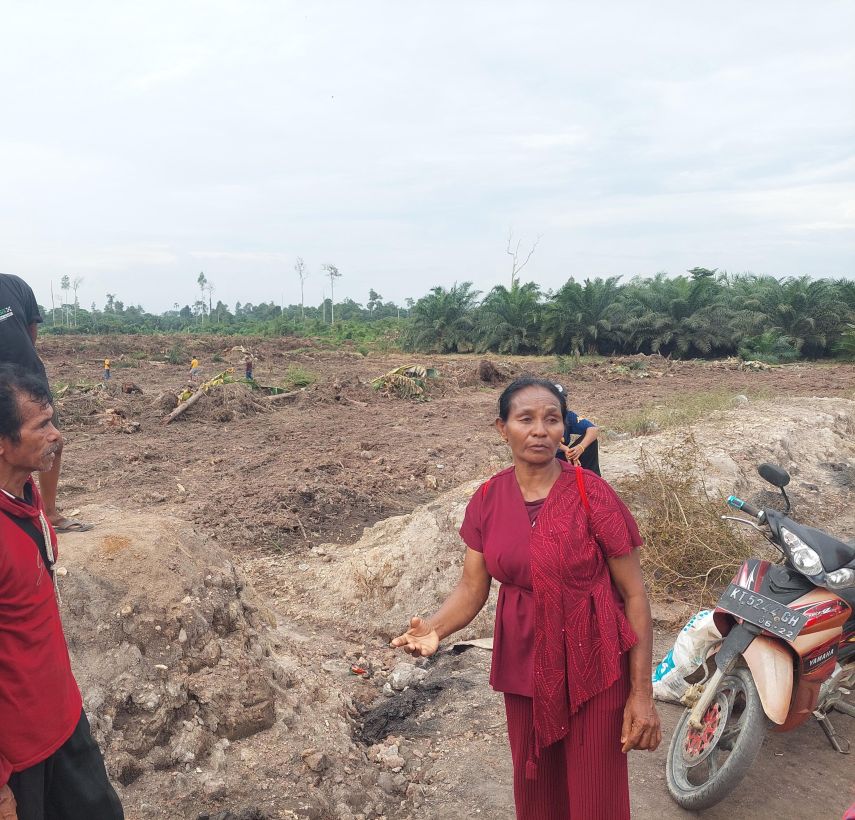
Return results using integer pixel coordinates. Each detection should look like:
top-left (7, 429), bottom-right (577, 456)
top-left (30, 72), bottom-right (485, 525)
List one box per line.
top-left (389, 662), bottom-right (428, 691)
top-left (732, 394), bottom-right (749, 406)
top-left (376, 771), bottom-right (407, 796)
top-left (281, 705), bottom-right (296, 728)
top-left (202, 777), bottom-right (227, 800)
top-left (302, 750), bottom-right (330, 773)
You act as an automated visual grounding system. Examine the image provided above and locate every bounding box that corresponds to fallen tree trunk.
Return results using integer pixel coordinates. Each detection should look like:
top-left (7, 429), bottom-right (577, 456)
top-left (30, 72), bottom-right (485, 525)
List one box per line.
top-left (162, 388), bottom-right (206, 425)
top-left (266, 390), bottom-right (301, 404)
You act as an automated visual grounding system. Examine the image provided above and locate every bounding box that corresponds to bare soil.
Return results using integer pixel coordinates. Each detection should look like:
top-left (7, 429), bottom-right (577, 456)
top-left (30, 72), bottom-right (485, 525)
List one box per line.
top-left (37, 336), bottom-right (855, 820)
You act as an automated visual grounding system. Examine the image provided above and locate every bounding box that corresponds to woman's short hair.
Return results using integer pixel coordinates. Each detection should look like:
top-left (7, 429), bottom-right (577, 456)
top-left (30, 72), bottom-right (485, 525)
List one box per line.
top-left (498, 376), bottom-right (567, 421)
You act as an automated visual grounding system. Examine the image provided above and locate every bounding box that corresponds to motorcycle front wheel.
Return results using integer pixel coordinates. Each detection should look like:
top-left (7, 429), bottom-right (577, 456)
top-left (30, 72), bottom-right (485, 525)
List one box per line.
top-left (666, 666), bottom-right (769, 811)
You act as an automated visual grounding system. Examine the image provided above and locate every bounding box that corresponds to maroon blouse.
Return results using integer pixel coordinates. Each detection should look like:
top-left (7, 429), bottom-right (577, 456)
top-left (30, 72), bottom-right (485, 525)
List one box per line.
top-left (459, 462), bottom-right (642, 701)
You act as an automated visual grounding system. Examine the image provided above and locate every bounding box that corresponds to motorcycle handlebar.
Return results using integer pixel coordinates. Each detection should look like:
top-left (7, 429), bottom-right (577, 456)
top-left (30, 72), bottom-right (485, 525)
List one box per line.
top-left (727, 495), bottom-right (762, 519)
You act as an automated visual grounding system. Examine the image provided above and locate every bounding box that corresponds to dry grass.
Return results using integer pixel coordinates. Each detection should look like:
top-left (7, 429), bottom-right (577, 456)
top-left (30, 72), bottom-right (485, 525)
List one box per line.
top-left (607, 386), bottom-right (774, 437)
top-left (617, 439), bottom-right (775, 606)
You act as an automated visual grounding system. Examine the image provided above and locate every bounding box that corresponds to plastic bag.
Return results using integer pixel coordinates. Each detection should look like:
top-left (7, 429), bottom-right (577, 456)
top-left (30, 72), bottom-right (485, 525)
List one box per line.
top-left (652, 610), bottom-right (722, 703)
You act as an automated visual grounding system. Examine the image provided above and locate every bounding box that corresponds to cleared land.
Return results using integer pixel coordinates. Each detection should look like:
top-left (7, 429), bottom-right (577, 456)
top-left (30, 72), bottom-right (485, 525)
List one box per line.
top-left (39, 335), bottom-right (855, 819)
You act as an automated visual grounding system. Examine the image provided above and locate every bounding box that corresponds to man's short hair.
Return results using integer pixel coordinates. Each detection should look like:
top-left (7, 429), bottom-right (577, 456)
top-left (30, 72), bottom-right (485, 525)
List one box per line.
top-left (0, 363), bottom-right (52, 442)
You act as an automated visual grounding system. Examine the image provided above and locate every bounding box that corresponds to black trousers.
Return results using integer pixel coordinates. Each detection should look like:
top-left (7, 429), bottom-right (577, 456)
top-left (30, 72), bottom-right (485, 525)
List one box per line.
top-left (9, 711), bottom-right (123, 820)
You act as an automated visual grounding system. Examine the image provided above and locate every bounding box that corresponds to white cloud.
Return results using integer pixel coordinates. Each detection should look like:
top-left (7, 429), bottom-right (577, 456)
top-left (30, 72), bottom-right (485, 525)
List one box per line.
top-left (1, 1), bottom-right (853, 311)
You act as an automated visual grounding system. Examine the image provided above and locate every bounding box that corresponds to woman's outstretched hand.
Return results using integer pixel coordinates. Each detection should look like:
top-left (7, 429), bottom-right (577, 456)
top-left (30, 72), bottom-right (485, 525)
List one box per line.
top-left (390, 616), bottom-right (440, 657)
top-left (620, 690), bottom-right (662, 753)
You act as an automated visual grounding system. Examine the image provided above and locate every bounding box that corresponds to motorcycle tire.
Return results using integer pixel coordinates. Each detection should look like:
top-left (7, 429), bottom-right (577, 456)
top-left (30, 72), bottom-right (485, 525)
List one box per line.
top-left (666, 666), bottom-right (769, 811)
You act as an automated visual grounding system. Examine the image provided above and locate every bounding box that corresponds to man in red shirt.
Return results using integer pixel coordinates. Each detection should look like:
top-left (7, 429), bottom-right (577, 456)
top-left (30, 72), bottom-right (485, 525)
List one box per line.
top-left (0, 364), bottom-right (123, 820)
top-left (0, 273), bottom-right (92, 533)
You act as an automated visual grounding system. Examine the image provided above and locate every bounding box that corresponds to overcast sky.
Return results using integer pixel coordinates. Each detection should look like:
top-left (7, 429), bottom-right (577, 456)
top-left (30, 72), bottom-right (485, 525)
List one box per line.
top-left (2, 1), bottom-right (853, 314)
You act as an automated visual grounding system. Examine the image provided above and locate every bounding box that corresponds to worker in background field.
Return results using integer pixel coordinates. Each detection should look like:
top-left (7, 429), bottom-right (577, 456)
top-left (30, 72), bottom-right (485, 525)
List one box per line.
top-left (103, 357), bottom-right (111, 380)
top-left (244, 354), bottom-right (253, 381)
top-left (190, 356), bottom-right (200, 381)
top-left (553, 383), bottom-right (601, 475)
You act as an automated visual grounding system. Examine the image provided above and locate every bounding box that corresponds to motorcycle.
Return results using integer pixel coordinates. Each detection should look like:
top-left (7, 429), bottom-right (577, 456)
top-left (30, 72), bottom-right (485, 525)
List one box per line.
top-left (666, 463), bottom-right (855, 811)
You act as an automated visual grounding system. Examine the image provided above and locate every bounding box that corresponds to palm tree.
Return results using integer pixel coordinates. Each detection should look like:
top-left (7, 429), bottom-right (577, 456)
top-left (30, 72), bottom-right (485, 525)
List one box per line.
top-left (746, 276), bottom-right (847, 356)
top-left (406, 282), bottom-right (480, 353)
top-left (477, 281), bottom-right (542, 354)
top-left (542, 277), bottom-right (622, 354)
top-left (618, 272), bottom-right (735, 357)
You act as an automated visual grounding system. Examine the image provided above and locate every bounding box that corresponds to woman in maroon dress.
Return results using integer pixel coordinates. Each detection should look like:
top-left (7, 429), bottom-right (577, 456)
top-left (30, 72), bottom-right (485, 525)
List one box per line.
top-left (392, 377), bottom-right (661, 819)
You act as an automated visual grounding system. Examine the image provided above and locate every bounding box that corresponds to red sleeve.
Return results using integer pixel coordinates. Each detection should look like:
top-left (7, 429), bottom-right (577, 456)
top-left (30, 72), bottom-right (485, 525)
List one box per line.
top-left (586, 474), bottom-right (642, 558)
top-left (459, 484), bottom-right (485, 552)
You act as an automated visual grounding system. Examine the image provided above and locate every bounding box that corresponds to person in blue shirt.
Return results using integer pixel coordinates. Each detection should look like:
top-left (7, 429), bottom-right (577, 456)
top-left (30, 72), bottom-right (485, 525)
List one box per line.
top-left (553, 384), bottom-right (601, 475)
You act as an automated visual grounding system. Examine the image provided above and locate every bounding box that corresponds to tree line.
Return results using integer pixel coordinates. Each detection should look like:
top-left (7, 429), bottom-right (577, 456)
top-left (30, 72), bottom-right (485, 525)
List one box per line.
top-left (41, 268), bottom-right (855, 361)
top-left (405, 269), bottom-right (855, 361)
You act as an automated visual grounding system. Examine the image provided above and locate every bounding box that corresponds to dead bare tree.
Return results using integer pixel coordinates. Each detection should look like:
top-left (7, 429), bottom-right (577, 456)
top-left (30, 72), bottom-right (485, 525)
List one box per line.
top-left (60, 275), bottom-right (70, 326)
top-left (205, 282), bottom-right (215, 322)
top-left (71, 276), bottom-right (83, 327)
top-left (322, 264), bottom-right (341, 323)
top-left (295, 257), bottom-right (308, 321)
top-left (506, 230), bottom-right (542, 287)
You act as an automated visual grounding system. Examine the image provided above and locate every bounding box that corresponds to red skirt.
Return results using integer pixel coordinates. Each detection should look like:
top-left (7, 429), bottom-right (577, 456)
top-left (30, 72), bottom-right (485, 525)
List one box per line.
top-left (504, 667), bottom-right (630, 820)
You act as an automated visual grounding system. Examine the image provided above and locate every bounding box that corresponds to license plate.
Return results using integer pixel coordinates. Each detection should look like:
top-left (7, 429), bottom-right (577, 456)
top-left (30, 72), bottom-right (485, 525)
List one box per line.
top-left (717, 583), bottom-right (808, 642)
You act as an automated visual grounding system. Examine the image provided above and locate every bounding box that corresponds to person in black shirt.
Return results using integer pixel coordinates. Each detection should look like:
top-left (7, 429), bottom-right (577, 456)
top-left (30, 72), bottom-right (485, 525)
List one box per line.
top-left (0, 274), bottom-right (92, 532)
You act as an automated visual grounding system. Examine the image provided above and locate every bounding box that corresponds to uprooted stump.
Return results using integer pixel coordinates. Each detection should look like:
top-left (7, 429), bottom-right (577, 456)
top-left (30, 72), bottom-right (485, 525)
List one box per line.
top-left (162, 383), bottom-right (270, 424)
top-left (476, 360), bottom-right (506, 384)
top-left (152, 392), bottom-right (179, 413)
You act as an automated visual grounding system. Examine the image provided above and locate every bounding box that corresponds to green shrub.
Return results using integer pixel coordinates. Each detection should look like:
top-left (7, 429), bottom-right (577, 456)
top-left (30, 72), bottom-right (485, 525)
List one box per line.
top-left (284, 366), bottom-right (316, 389)
top-left (166, 342), bottom-right (186, 365)
top-left (738, 331), bottom-right (799, 364)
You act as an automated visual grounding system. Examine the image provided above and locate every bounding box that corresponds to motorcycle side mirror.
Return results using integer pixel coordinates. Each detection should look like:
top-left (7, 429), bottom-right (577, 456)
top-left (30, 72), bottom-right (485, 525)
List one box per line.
top-left (758, 463), bottom-right (790, 488)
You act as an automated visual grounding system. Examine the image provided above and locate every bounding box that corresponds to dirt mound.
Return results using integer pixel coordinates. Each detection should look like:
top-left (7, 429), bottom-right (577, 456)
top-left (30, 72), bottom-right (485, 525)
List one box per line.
top-left (59, 506), bottom-right (279, 787)
top-left (605, 396), bottom-right (855, 530)
top-left (58, 505), bottom-right (435, 819)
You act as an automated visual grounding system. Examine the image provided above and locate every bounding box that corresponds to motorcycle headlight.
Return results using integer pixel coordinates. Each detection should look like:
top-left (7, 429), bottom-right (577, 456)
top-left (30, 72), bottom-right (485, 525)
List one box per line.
top-left (781, 528), bottom-right (824, 576)
top-left (825, 567), bottom-right (855, 590)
